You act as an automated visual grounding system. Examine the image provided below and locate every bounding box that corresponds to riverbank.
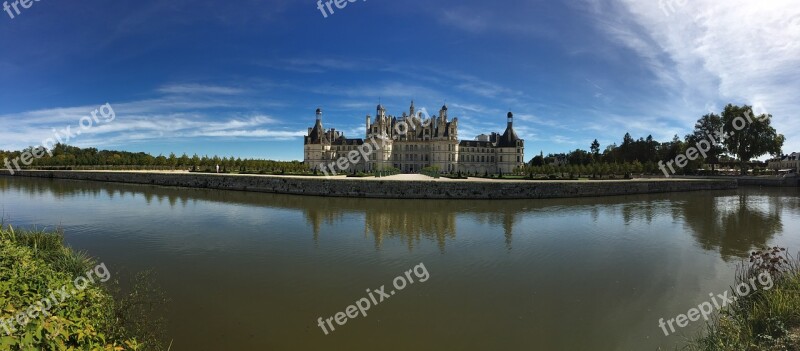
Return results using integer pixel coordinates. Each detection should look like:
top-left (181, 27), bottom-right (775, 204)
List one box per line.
top-left (674, 175), bottom-right (800, 187)
top-left (0, 170), bottom-right (737, 199)
top-left (686, 248), bottom-right (800, 350)
top-left (0, 225), bottom-right (144, 350)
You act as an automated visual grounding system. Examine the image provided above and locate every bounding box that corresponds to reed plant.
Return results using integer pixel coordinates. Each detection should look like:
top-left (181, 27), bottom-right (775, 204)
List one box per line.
top-left (0, 224), bottom-right (169, 350)
top-left (684, 247), bottom-right (800, 350)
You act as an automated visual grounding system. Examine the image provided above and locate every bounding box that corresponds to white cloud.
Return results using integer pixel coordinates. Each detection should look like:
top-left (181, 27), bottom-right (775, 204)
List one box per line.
top-left (0, 94), bottom-right (301, 150)
top-left (586, 0), bottom-right (800, 153)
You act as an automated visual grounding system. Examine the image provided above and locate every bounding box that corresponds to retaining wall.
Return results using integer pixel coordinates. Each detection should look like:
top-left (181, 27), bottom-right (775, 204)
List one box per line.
top-left (0, 170), bottom-right (738, 199)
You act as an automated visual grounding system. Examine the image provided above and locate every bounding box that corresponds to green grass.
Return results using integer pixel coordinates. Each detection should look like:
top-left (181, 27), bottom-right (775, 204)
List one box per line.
top-left (0, 224), bottom-right (168, 350)
top-left (684, 248), bottom-right (800, 350)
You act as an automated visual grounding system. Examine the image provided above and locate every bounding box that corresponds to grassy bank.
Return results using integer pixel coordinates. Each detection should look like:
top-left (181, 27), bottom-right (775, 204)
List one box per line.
top-left (0, 225), bottom-right (166, 350)
top-left (685, 248), bottom-right (800, 350)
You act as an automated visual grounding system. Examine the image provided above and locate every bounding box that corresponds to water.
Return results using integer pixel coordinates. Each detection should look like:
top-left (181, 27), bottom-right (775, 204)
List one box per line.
top-left (1, 176), bottom-right (799, 350)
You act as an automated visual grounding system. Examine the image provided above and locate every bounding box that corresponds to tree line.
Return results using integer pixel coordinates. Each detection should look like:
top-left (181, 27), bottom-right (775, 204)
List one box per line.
top-left (0, 143), bottom-right (309, 174)
top-left (525, 104), bottom-right (784, 176)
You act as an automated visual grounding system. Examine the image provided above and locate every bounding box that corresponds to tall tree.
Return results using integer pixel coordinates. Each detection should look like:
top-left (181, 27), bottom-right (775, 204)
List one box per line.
top-left (620, 133), bottom-right (635, 162)
top-left (691, 113), bottom-right (724, 171)
top-left (721, 104), bottom-right (784, 175)
top-left (590, 139), bottom-right (600, 161)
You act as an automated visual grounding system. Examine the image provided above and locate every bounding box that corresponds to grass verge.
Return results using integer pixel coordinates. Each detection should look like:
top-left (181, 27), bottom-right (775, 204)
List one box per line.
top-left (0, 224), bottom-right (168, 350)
top-left (684, 247), bottom-right (800, 350)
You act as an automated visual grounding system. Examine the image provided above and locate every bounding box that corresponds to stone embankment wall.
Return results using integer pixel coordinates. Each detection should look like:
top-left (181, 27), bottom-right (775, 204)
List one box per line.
top-left (735, 176), bottom-right (798, 187)
top-left (0, 171), bottom-right (738, 199)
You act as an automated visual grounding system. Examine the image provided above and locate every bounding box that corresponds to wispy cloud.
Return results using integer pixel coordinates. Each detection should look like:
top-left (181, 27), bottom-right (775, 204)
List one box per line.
top-left (438, 5), bottom-right (557, 38)
top-left (582, 0), bottom-right (800, 152)
top-left (0, 87), bottom-right (303, 150)
top-left (157, 83), bottom-right (246, 95)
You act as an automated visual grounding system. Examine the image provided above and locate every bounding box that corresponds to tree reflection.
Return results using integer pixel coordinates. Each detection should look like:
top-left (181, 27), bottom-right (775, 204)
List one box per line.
top-left (682, 189), bottom-right (785, 260)
top-left (3, 176), bottom-right (797, 256)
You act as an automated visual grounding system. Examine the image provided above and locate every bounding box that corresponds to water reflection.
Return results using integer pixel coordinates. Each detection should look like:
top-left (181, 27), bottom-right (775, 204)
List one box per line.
top-left (1, 176), bottom-right (798, 259)
top-left (681, 189), bottom-right (798, 259)
top-left (2, 176), bottom-right (800, 350)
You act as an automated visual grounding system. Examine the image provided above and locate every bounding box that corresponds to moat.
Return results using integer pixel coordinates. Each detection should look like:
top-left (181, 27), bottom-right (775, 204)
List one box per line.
top-left (1, 176), bottom-right (798, 350)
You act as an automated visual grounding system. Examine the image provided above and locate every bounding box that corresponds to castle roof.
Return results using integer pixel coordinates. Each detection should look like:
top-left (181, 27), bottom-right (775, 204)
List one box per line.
top-left (305, 119), bottom-right (327, 145)
top-left (497, 124), bottom-right (521, 148)
top-left (331, 136), bottom-right (364, 146)
top-left (497, 120), bottom-right (520, 147)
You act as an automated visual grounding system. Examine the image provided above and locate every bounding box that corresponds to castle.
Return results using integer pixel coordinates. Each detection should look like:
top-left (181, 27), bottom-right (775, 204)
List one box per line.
top-left (304, 102), bottom-right (524, 174)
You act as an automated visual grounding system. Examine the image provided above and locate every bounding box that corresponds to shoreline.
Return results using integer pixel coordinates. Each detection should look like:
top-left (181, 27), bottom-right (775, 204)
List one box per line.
top-left (0, 170), bottom-right (737, 199)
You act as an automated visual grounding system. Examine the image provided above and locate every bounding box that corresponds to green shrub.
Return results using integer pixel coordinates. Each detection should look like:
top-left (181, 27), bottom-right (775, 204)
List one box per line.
top-left (685, 247), bottom-right (800, 350)
top-left (421, 166), bottom-right (440, 178)
top-left (0, 225), bottom-right (167, 350)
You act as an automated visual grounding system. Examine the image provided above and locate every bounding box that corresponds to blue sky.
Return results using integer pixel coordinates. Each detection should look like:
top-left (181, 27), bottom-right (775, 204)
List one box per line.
top-left (1, 0), bottom-right (798, 161)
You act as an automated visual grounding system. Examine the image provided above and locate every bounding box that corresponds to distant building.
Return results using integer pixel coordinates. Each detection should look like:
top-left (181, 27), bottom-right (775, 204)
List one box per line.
top-left (768, 152), bottom-right (800, 171)
top-left (304, 102), bottom-right (525, 174)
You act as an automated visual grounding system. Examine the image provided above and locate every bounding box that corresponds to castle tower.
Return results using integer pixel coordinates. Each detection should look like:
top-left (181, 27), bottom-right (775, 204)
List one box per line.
top-left (377, 104), bottom-right (386, 119)
top-left (496, 111), bottom-right (523, 174)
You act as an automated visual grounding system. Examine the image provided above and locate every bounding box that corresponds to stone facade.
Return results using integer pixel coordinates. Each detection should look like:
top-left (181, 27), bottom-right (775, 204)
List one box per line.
top-left (304, 102), bottom-right (525, 174)
top-left (768, 152), bottom-right (800, 171)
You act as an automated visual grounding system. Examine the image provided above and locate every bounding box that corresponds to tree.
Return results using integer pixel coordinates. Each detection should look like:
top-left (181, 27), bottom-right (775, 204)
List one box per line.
top-left (691, 113), bottom-right (724, 171)
top-left (721, 104), bottom-right (784, 175)
top-left (567, 149), bottom-right (591, 165)
top-left (167, 153), bottom-right (177, 168)
top-left (644, 135), bottom-right (658, 163)
top-left (602, 144), bottom-right (618, 163)
top-left (178, 153), bottom-right (190, 167)
top-left (660, 134), bottom-right (684, 164)
top-left (620, 133), bottom-right (635, 162)
top-left (530, 154), bottom-right (544, 167)
top-left (590, 139), bottom-right (600, 161)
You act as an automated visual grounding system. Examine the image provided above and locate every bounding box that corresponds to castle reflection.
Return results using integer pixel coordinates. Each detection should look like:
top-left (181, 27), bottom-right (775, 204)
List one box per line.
top-left (2, 176), bottom-right (798, 257)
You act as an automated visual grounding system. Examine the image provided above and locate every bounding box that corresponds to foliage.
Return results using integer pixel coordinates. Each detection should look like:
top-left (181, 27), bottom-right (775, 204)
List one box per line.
top-left (590, 139), bottom-right (600, 160)
top-left (720, 104), bottom-right (784, 175)
top-left (523, 104), bottom-right (784, 176)
top-left (0, 143), bottom-right (310, 175)
top-left (0, 225), bottom-right (168, 350)
top-left (421, 166), bottom-right (440, 178)
top-left (690, 113), bottom-right (725, 171)
top-left (373, 167), bottom-right (400, 177)
top-left (685, 247), bottom-right (800, 351)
